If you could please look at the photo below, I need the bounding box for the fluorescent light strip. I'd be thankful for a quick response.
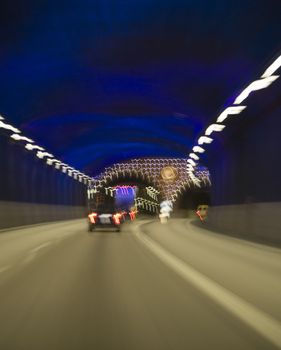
[234,76,279,105]
[216,106,246,123]
[187,159,196,166]
[0,120,21,133]
[36,151,54,159]
[10,134,34,143]
[262,55,281,78]
[205,124,225,136]
[189,153,200,160]
[198,136,213,145]
[25,143,45,151]
[193,146,205,153]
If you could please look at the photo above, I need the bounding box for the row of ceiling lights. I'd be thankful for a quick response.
[188,54,281,178]
[0,115,92,185]
[2,54,279,187]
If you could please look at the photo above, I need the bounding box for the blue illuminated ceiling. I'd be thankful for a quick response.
[0,0,280,175]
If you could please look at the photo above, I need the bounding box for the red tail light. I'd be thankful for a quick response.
[129,210,137,221]
[113,213,121,225]
[88,212,98,224]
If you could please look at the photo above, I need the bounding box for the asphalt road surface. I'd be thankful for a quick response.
[0,218,280,350]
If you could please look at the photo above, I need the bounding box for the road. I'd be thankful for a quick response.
[0,218,280,350]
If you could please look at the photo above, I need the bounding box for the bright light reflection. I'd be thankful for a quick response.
[189,153,199,160]
[262,55,281,78]
[216,106,246,123]
[205,124,225,136]
[0,120,21,133]
[10,134,34,143]
[36,151,54,159]
[198,136,213,145]
[25,143,45,151]
[186,164,194,170]
[46,158,60,165]
[193,146,205,153]
[187,158,196,166]
[234,76,279,105]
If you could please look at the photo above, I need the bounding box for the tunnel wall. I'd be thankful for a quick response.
[0,132,87,230]
[206,80,281,245]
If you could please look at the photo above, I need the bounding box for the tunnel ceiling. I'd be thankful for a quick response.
[1,0,281,176]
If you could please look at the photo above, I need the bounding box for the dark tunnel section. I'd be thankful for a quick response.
[0,131,87,229]
[175,187,210,218]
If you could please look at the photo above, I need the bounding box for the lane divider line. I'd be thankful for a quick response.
[22,241,53,265]
[29,241,52,254]
[0,265,11,274]
[134,225,281,349]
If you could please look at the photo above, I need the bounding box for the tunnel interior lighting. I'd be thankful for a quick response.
[234,76,279,105]
[187,158,196,166]
[205,124,225,136]
[192,146,205,153]
[25,143,45,151]
[91,158,210,202]
[0,113,93,184]
[188,52,280,187]
[46,158,60,165]
[0,120,21,133]
[261,55,281,78]
[36,151,54,159]
[216,106,246,123]
[198,136,213,145]
[189,153,200,160]
[10,134,34,143]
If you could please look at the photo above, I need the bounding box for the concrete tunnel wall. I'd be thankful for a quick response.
[0,132,87,230]
[206,80,281,245]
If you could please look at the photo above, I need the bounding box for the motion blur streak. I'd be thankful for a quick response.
[0,218,280,350]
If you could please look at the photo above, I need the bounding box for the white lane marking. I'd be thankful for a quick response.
[22,242,53,265]
[0,265,11,274]
[29,241,52,254]
[134,225,281,349]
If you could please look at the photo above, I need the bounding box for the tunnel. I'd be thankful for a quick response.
[0,1,281,349]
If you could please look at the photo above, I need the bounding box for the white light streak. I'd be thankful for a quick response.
[187,158,196,166]
[25,143,45,151]
[10,134,34,143]
[216,106,247,123]
[189,153,199,160]
[36,151,54,159]
[234,76,279,105]
[198,136,213,145]
[193,146,205,153]
[205,124,225,136]
[46,158,61,165]
[262,55,281,78]
[0,120,21,133]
